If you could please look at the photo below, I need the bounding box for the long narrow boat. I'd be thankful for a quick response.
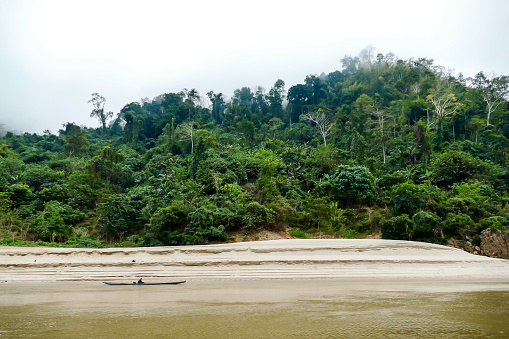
[103,281,186,286]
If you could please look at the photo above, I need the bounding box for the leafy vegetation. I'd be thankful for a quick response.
[1,47,509,248]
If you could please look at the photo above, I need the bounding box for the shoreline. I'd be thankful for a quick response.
[1,239,509,282]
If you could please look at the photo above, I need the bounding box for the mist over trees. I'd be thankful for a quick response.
[1,47,508,249]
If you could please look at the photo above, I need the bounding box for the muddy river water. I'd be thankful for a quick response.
[1,280,509,338]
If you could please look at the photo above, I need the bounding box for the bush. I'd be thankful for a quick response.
[381,214,413,240]
[194,149,248,193]
[4,184,32,208]
[29,201,83,242]
[377,171,409,190]
[382,210,444,243]
[444,213,477,237]
[316,165,376,205]
[446,182,499,222]
[389,182,425,216]
[148,201,192,234]
[289,228,307,239]
[412,210,443,242]
[341,228,359,239]
[98,194,137,240]
[431,150,507,188]
[188,204,235,230]
[480,216,509,232]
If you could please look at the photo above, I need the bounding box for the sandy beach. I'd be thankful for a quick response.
[1,239,509,282]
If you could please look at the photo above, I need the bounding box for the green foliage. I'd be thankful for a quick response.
[383,209,444,243]
[479,216,509,232]
[98,194,137,240]
[63,124,89,156]
[382,210,445,243]
[148,201,192,234]
[23,163,66,191]
[0,156,24,187]
[389,182,425,216]
[88,146,134,188]
[3,184,32,208]
[0,200,26,238]
[289,228,307,239]
[317,165,376,205]
[0,237,104,248]
[381,214,414,240]
[309,145,345,175]
[242,201,275,229]
[411,210,443,242]
[446,182,498,221]
[30,201,82,242]
[431,150,506,188]
[255,150,284,203]
[187,204,234,230]
[340,228,360,239]
[3,48,509,250]
[0,141,19,158]
[444,213,477,237]
[377,171,409,190]
[194,148,247,193]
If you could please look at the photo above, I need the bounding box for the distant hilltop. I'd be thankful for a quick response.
[0,124,27,137]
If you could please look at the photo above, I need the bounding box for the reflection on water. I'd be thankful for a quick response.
[1,280,509,338]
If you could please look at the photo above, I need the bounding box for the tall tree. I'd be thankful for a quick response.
[287,84,310,124]
[358,45,376,71]
[369,94,392,164]
[88,93,113,131]
[232,87,254,107]
[469,72,509,126]
[426,89,462,122]
[395,65,419,115]
[304,75,327,105]
[268,117,283,139]
[63,124,89,157]
[340,55,360,76]
[120,103,146,144]
[179,88,201,120]
[303,109,334,146]
[267,79,286,119]
[176,121,196,153]
[236,118,255,143]
[206,91,226,124]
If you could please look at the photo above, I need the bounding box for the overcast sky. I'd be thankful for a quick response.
[1,0,508,134]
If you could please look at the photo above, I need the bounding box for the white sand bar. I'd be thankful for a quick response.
[1,239,509,282]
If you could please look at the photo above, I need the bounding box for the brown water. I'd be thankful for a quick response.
[1,280,509,338]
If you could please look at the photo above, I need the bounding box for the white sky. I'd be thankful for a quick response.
[1,0,508,134]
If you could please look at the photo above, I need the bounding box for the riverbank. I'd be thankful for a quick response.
[1,239,509,282]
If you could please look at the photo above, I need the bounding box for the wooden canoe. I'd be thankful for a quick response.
[103,281,186,286]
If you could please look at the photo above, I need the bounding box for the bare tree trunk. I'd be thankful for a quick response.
[382,143,386,164]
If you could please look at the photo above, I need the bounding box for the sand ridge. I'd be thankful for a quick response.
[1,239,508,282]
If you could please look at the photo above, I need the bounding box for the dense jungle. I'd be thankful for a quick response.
[1,47,508,249]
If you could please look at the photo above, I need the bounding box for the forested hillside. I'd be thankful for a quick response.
[1,48,509,250]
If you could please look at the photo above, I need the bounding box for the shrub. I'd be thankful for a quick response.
[412,210,443,242]
[29,201,83,242]
[316,165,376,205]
[444,213,477,237]
[431,150,506,188]
[381,214,414,240]
[289,228,307,239]
[377,171,409,190]
[389,182,425,216]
